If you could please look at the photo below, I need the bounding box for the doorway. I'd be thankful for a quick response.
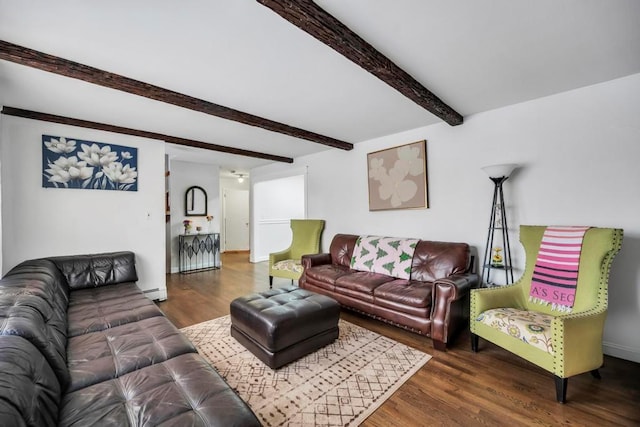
[223,188,250,252]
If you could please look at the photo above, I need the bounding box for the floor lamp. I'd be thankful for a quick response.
[481,164,517,287]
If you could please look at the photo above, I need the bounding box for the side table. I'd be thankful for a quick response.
[178,233,220,274]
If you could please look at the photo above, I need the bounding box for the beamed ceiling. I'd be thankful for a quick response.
[1,0,639,172]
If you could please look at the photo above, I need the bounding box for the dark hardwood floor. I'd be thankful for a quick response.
[157,252,640,426]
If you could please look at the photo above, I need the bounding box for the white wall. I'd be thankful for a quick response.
[0,115,167,300]
[251,73,640,362]
[251,173,306,262]
[168,160,220,273]
[220,176,250,192]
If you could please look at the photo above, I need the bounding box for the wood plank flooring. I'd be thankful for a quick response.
[157,252,640,426]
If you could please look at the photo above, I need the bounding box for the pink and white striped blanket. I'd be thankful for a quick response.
[529,226,590,312]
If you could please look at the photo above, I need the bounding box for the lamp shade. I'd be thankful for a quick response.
[481,163,517,179]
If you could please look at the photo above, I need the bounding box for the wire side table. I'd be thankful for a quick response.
[178,233,220,274]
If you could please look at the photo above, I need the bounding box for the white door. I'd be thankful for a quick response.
[223,188,250,251]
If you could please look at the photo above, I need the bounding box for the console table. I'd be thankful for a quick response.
[178,233,220,274]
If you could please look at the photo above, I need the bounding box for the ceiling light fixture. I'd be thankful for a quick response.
[230,170,246,183]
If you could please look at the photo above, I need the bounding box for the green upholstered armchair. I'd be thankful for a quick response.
[269,219,325,289]
[470,225,623,403]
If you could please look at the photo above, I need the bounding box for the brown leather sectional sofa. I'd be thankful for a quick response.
[300,234,479,350]
[0,251,259,426]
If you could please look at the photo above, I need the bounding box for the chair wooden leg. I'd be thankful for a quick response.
[471,333,479,352]
[554,376,567,403]
[269,276,273,289]
[591,369,601,380]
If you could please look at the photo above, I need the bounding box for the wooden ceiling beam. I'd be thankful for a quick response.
[1,106,294,163]
[0,40,353,151]
[257,0,464,126]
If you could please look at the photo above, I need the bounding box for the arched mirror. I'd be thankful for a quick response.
[185,186,207,216]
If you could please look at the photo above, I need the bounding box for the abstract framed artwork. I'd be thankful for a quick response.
[42,135,138,191]
[367,140,428,211]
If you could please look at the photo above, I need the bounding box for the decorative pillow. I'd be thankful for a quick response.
[476,307,554,354]
[272,259,303,273]
[350,235,419,280]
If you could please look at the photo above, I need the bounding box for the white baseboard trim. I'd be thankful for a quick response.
[143,288,167,302]
[603,341,640,363]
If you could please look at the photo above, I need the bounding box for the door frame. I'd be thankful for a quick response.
[221,187,250,253]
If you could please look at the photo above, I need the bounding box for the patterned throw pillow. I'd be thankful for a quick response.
[350,236,419,280]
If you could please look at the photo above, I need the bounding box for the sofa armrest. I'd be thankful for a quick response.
[430,273,479,347]
[556,306,608,377]
[434,273,479,299]
[301,253,332,269]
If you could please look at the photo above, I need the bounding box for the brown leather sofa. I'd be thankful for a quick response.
[0,251,259,427]
[300,234,478,350]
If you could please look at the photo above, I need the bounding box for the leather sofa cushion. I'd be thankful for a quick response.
[304,264,352,290]
[329,234,359,267]
[335,272,395,294]
[4,258,69,309]
[373,280,433,317]
[67,316,196,392]
[0,286,70,389]
[59,353,261,427]
[67,282,163,337]
[0,260,71,389]
[50,251,138,290]
[410,241,470,282]
[0,403,24,427]
[0,335,61,427]
[374,280,432,308]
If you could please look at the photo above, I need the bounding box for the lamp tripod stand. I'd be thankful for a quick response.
[481,164,516,287]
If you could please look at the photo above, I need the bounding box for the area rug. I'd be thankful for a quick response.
[181,315,431,426]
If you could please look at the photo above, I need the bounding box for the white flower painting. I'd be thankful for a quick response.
[42,135,138,191]
[367,140,428,210]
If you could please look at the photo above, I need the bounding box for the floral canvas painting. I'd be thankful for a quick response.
[367,140,428,210]
[42,135,138,191]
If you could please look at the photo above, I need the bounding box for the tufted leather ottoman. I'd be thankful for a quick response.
[230,285,340,369]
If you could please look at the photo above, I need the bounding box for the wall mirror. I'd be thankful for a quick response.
[185,186,207,216]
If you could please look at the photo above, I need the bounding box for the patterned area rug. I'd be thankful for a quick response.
[181,315,431,426]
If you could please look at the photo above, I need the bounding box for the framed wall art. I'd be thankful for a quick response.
[367,140,428,211]
[42,135,138,191]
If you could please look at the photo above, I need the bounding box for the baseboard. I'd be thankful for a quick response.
[603,341,640,363]
[143,287,167,302]
[223,249,250,254]
[253,255,268,263]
